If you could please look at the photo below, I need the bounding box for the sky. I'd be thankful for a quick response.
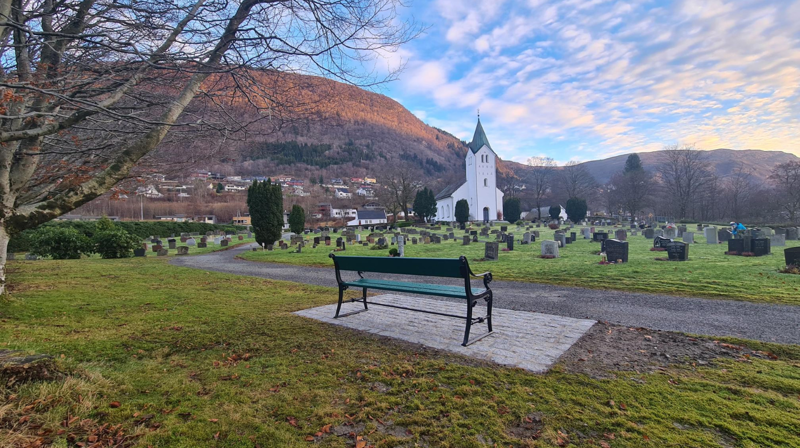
[373,0,800,164]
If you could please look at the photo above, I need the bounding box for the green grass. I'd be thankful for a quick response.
[2,257,800,447]
[239,227,800,305]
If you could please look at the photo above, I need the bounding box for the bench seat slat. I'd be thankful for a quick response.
[343,278,486,298]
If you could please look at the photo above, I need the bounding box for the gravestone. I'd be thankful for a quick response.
[177,246,189,255]
[581,228,591,239]
[397,236,405,257]
[314,237,320,245]
[133,248,146,257]
[157,249,168,256]
[786,227,799,240]
[704,227,718,244]
[197,242,207,248]
[667,241,689,261]
[570,232,577,242]
[592,232,608,242]
[663,228,677,239]
[522,233,531,244]
[507,235,514,251]
[463,235,470,245]
[472,234,478,243]
[654,236,672,248]
[772,234,786,247]
[325,237,331,246]
[654,229,664,238]
[168,239,177,250]
[200,237,207,244]
[541,240,559,258]
[751,238,770,257]
[604,239,628,263]
[644,228,655,239]
[615,229,627,241]
[683,232,694,244]
[238,235,244,241]
[785,247,800,266]
[21,254,37,260]
[556,233,566,247]
[718,229,732,242]
[152,244,161,252]
[220,239,228,247]
[186,238,196,246]
[485,242,499,261]
[728,238,744,254]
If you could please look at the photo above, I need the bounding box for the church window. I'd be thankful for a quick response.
[484,178,487,187]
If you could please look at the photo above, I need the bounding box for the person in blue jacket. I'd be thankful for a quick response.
[730,222,746,236]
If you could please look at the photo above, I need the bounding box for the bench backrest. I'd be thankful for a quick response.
[331,255,467,278]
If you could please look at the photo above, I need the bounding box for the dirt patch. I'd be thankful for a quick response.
[506,412,543,440]
[557,322,777,379]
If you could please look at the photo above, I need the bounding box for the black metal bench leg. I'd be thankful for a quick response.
[334,287,344,318]
[362,287,368,310]
[462,300,474,346]
[486,292,493,333]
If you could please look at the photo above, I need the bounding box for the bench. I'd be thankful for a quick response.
[329,254,493,346]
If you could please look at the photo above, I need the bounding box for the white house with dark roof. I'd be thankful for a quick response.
[347,209,387,226]
[435,118,504,222]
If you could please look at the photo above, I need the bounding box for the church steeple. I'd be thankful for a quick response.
[468,117,493,154]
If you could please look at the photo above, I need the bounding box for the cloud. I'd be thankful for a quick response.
[390,0,800,162]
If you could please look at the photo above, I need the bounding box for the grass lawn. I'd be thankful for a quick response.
[2,257,800,447]
[239,226,800,306]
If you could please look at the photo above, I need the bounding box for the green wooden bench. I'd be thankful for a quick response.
[329,254,493,346]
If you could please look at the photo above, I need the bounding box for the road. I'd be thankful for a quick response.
[171,243,800,344]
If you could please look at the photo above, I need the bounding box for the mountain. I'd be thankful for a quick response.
[574,149,799,184]
[153,71,471,181]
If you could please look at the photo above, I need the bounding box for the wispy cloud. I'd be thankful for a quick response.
[389,0,800,162]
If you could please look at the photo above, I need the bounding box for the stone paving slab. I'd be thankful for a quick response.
[295,294,596,373]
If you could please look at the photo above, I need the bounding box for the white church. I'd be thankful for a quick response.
[435,118,504,223]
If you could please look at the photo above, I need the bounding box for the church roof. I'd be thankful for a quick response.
[435,178,466,201]
[467,118,493,154]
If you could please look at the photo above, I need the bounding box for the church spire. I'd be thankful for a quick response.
[468,116,492,154]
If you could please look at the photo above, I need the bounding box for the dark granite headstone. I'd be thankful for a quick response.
[197,242,207,248]
[177,246,189,255]
[666,241,689,261]
[728,239,744,254]
[604,239,628,263]
[592,232,608,242]
[220,239,228,247]
[133,248,146,257]
[653,236,672,248]
[168,239,177,250]
[751,238,770,257]
[644,228,655,239]
[507,235,514,251]
[785,247,800,266]
[485,242,499,261]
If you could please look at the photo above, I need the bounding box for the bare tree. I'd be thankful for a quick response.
[525,156,556,219]
[557,161,598,202]
[610,169,652,221]
[769,161,800,223]
[725,162,755,221]
[381,164,419,222]
[0,0,418,291]
[658,145,713,220]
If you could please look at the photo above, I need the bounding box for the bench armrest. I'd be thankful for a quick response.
[470,271,491,278]
[469,270,493,288]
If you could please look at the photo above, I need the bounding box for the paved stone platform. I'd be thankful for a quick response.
[295,294,596,373]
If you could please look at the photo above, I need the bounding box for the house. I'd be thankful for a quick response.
[350,177,364,184]
[434,118,504,223]
[156,214,190,222]
[223,184,247,192]
[330,208,357,219]
[55,215,120,222]
[194,215,217,224]
[335,188,352,199]
[330,178,343,185]
[232,216,251,226]
[362,201,383,210]
[356,187,373,197]
[137,185,163,198]
[347,209,388,226]
[364,177,377,184]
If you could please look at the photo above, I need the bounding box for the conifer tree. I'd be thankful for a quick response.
[247,179,284,247]
[288,205,306,234]
[455,199,470,226]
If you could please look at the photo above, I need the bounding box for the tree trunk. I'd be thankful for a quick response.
[0,225,10,296]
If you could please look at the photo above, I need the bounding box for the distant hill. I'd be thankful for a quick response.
[575,149,798,184]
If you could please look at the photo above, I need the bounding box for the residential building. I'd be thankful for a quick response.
[232,216,251,226]
[335,188,352,199]
[347,209,388,226]
[194,215,217,224]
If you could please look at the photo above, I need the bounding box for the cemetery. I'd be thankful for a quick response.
[241,223,800,306]
[3,239,800,447]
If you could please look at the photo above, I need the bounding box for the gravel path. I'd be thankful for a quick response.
[171,243,800,344]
